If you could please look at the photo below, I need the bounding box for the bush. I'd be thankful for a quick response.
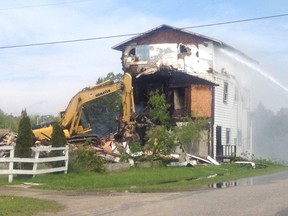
[15,110,33,173]
[68,147,105,173]
[49,122,67,168]
[129,142,142,153]
[147,90,170,126]
[145,125,176,155]
[15,110,33,158]
[173,119,207,145]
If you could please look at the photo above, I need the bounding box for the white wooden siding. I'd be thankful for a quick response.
[213,75,239,158]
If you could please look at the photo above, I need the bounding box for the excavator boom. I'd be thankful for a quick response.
[33,73,135,143]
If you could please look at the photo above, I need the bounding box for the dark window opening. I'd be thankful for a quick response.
[216,126,222,157]
[171,87,189,119]
[129,48,135,56]
[179,44,188,53]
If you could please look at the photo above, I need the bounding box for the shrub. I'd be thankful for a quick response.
[49,122,67,168]
[15,110,33,173]
[173,119,207,144]
[68,147,105,173]
[147,90,170,126]
[129,142,142,153]
[15,110,33,158]
[145,125,176,155]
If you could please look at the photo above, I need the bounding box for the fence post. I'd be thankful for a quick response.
[64,145,69,174]
[8,147,14,183]
[32,150,40,177]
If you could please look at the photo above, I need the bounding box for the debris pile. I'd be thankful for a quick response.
[0,128,218,167]
[0,130,16,146]
[67,135,180,165]
[0,130,17,157]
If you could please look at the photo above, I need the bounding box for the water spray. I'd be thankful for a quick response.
[219,48,288,93]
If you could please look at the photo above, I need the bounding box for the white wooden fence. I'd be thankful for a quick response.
[0,145,69,183]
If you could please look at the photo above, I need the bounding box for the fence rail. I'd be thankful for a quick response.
[0,145,69,183]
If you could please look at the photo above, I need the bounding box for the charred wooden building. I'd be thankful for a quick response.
[113,25,252,161]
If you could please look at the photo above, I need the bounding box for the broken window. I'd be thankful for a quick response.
[129,48,135,56]
[171,87,189,118]
[179,44,188,53]
[136,45,150,61]
[178,44,192,59]
[226,128,230,145]
[223,82,228,104]
[123,46,137,69]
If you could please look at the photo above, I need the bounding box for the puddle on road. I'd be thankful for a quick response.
[208,170,288,189]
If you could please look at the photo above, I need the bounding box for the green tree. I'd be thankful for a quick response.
[145,126,175,155]
[173,119,206,144]
[50,122,67,147]
[49,122,67,167]
[0,109,19,132]
[144,91,176,156]
[148,90,170,126]
[15,110,33,158]
[0,109,5,128]
[7,114,19,132]
[15,110,33,173]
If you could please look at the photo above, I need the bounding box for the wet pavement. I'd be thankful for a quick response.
[210,170,288,188]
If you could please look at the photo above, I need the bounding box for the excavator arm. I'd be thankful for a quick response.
[33,73,135,142]
[61,72,135,135]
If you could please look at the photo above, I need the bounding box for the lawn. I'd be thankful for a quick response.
[2,160,287,193]
[0,196,64,216]
[0,160,287,215]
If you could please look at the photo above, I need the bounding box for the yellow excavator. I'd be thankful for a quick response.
[33,73,135,144]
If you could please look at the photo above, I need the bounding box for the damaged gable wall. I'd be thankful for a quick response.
[117,27,214,79]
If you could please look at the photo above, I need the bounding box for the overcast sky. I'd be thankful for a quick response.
[0,0,288,116]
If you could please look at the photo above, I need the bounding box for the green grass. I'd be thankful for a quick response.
[2,160,287,193]
[0,196,65,216]
[0,161,286,215]
[0,175,8,183]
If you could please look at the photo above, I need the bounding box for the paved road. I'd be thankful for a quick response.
[1,171,288,216]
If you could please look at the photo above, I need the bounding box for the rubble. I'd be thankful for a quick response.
[0,123,219,168]
[0,130,17,157]
[186,153,212,165]
[207,155,220,165]
[235,161,256,168]
[0,130,16,146]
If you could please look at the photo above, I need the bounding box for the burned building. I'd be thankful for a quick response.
[113,24,252,161]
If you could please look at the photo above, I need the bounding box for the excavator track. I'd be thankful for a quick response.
[67,134,103,145]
